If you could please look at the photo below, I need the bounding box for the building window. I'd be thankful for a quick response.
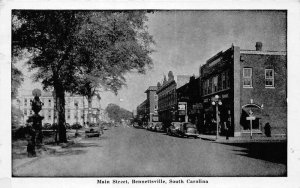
[208,78,212,94]
[222,72,226,90]
[48,99,51,107]
[48,110,51,120]
[154,94,158,101]
[243,68,252,88]
[67,109,71,119]
[212,76,218,92]
[24,109,27,116]
[30,110,33,115]
[24,99,27,106]
[265,69,274,87]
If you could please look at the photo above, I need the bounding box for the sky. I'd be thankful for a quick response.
[17,10,287,112]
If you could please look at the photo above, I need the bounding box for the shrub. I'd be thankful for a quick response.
[12,126,26,139]
[43,123,52,130]
[71,123,82,130]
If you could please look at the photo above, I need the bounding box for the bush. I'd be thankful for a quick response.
[12,126,26,140]
[51,123,58,130]
[88,123,98,127]
[43,123,52,130]
[71,122,82,130]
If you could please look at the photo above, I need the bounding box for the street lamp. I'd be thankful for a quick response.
[212,95,222,139]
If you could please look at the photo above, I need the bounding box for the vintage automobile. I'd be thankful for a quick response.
[183,122,200,138]
[153,122,164,132]
[146,122,156,131]
[167,122,199,138]
[85,128,100,138]
[167,122,182,136]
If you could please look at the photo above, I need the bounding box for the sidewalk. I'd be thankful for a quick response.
[12,138,78,172]
[199,134,287,143]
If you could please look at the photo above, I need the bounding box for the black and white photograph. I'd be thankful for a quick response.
[1,0,300,187]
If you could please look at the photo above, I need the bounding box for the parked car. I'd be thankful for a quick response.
[147,122,156,131]
[167,122,199,138]
[153,122,164,132]
[182,122,199,138]
[167,122,181,136]
[85,128,100,138]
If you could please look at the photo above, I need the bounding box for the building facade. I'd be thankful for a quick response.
[200,42,287,137]
[176,76,202,130]
[19,92,102,126]
[145,86,158,122]
[156,71,190,125]
[136,100,147,123]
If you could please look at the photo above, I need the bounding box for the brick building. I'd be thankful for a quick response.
[199,42,287,137]
[145,86,158,122]
[176,76,202,130]
[156,71,190,125]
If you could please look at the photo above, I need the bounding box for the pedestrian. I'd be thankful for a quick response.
[264,122,271,137]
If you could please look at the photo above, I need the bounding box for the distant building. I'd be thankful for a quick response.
[18,91,101,126]
[156,71,190,124]
[136,100,147,123]
[199,42,287,137]
[145,86,158,122]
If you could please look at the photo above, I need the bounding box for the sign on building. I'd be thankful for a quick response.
[178,102,187,116]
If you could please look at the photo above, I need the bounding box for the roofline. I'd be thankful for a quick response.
[240,50,286,56]
[144,86,157,93]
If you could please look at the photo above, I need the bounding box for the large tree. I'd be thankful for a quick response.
[12,10,81,142]
[12,10,154,142]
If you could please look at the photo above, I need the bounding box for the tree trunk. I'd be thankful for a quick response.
[87,95,93,125]
[55,84,67,143]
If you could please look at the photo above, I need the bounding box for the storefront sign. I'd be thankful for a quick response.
[178,102,187,115]
[222,94,229,98]
[178,104,186,110]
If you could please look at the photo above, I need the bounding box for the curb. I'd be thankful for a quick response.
[199,135,287,143]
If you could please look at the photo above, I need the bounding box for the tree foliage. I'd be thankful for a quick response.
[105,103,133,123]
[73,11,155,96]
[12,10,154,142]
[11,63,23,99]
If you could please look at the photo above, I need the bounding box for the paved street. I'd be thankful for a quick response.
[13,126,286,177]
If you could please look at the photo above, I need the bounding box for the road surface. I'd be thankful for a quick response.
[13,125,286,176]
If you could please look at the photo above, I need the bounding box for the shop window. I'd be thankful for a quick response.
[243,68,252,88]
[265,69,274,87]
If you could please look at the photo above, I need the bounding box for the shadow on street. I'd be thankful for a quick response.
[51,149,87,156]
[66,142,103,148]
[219,142,287,165]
